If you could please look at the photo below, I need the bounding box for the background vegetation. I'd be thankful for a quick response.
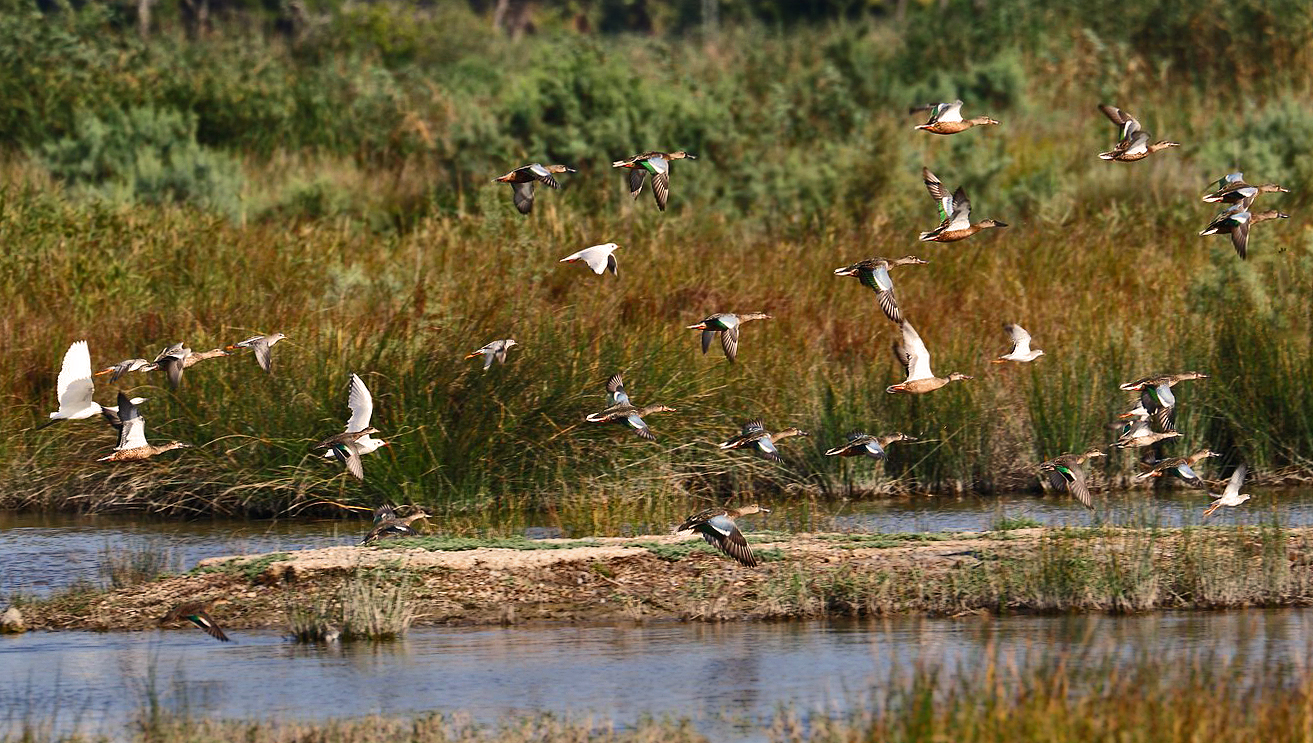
[1,0,1310,523]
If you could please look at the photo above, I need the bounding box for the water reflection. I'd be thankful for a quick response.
[1,612,1311,739]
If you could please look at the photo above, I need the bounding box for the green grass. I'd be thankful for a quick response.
[0,1,1311,526]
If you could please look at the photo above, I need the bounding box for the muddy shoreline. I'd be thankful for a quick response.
[17,526,1313,633]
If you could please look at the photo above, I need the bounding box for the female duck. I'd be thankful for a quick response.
[719,420,809,463]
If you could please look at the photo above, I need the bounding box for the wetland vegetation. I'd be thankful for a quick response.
[0,0,1309,527]
[6,640,1313,743]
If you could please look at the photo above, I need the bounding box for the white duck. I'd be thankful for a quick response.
[559,243,621,277]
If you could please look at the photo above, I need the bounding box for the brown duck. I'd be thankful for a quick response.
[676,505,771,567]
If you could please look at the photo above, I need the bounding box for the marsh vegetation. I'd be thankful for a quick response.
[0,0,1309,524]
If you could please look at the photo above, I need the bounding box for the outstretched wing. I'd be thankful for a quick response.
[720,325,740,363]
[115,392,149,451]
[627,168,647,199]
[56,341,96,414]
[345,373,374,433]
[511,181,535,214]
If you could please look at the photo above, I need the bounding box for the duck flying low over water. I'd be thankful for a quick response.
[918,168,1006,242]
[98,392,192,462]
[584,373,674,442]
[887,320,973,394]
[1039,448,1106,509]
[360,508,430,545]
[910,100,999,135]
[320,373,389,465]
[833,256,927,324]
[1097,104,1179,162]
[824,431,916,461]
[1202,173,1288,205]
[494,163,576,215]
[686,312,772,364]
[227,333,286,375]
[612,150,696,211]
[559,243,621,277]
[991,324,1044,363]
[676,505,770,567]
[1199,205,1289,260]
[1135,449,1218,490]
[719,420,809,463]
[159,599,230,642]
[465,339,518,371]
[1204,464,1252,518]
[94,357,157,383]
[40,341,147,429]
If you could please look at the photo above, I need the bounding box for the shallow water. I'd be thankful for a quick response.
[1,488,1307,597]
[1,611,1309,740]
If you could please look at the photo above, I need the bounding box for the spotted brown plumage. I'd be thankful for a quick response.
[833,256,927,324]
[918,167,1007,242]
[718,420,809,463]
[1097,104,1179,162]
[584,373,674,442]
[911,99,1000,135]
[97,392,192,463]
[824,431,916,460]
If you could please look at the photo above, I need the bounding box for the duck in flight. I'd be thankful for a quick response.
[612,150,697,211]
[494,163,576,214]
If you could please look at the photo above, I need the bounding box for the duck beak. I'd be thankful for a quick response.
[687,322,708,330]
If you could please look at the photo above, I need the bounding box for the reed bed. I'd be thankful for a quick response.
[0,1,1311,522]
[285,569,413,642]
[97,540,179,589]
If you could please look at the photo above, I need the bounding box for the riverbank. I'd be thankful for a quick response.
[14,524,1313,633]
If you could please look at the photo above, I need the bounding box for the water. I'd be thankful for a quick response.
[2,611,1309,740]
[2,488,1307,597]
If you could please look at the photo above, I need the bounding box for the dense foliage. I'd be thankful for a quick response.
[1,0,1310,522]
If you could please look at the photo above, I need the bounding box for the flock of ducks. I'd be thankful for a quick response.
[43,107,1291,640]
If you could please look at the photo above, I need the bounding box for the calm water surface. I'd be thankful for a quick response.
[2,612,1309,740]
[2,488,1308,597]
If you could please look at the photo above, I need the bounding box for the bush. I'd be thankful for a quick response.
[40,106,244,218]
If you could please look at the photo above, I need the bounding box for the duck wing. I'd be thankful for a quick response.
[605,373,630,407]
[898,321,934,381]
[698,515,759,567]
[115,392,149,451]
[187,609,231,642]
[511,181,535,214]
[720,325,740,363]
[627,168,647,199]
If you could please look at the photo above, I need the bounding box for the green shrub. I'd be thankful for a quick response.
[40,106,244,217]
